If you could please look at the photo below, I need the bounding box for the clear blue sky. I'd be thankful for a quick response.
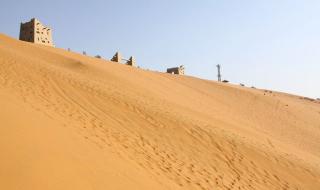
[1,0,319,98]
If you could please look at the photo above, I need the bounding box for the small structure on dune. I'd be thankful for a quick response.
[167,65,185,75]
[110,52,136,67]
[222,80,229,83]
[126,56,136,67]
[111,52,122,63]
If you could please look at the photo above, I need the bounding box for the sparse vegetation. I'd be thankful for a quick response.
[303,97,315,102]
[264,90,273,93]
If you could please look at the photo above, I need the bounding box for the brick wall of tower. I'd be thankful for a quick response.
[19,18,54,47]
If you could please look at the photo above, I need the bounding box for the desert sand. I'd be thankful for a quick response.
[0,33,319,189]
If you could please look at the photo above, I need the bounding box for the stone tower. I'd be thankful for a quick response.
[19,18,54,47]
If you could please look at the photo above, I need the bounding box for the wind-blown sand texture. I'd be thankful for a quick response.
[0,34,319,190]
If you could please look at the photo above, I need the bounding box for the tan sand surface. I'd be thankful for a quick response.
[0,33,320,189]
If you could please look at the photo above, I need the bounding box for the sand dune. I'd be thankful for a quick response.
[0,33,319,190]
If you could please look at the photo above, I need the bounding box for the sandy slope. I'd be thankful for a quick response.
[0,34,319,190]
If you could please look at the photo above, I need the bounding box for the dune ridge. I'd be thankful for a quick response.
[0,33,320,190]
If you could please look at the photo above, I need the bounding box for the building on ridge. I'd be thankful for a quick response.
[167,65,185,75]
[111,52,136,67]
[19,18,54,47]
[126,56,136,67]
[111,52,122,63]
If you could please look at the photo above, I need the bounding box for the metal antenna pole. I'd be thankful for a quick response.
[216,64,221,82]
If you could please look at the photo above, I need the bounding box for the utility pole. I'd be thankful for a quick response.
[216,64,221,82]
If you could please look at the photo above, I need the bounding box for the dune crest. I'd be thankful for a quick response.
[0,34,319,190]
